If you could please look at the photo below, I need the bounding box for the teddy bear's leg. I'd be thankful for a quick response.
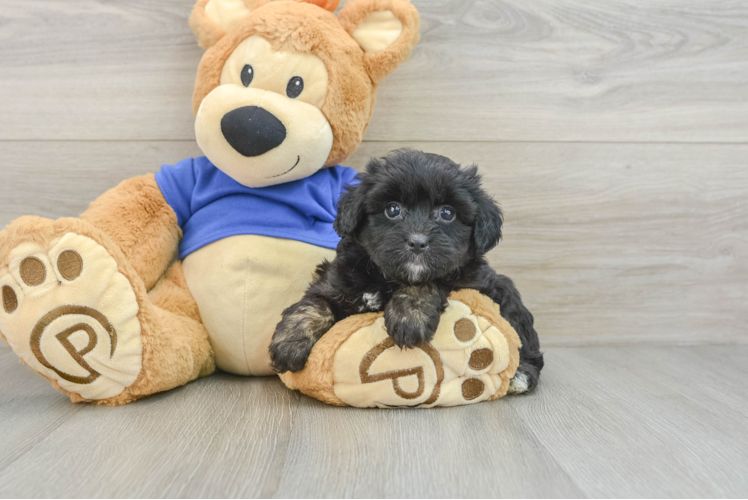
[79,174,181,291]
[0,211,212,405]
[97,262,215,406]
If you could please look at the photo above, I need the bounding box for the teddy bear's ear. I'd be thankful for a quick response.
[190,0,268,50]
[338,0,421,83]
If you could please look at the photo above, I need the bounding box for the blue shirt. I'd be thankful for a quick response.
[155,157,358,259]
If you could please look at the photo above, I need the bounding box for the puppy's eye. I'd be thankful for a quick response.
[287,76,304,98]
[241,64,254,87]
[385,203,402,219]
[439,206,456,222]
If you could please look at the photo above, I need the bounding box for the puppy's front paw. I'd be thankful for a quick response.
[384,285,444,349]
[270,336,314,373]
[384,309,439,349]
[270,300,335,373]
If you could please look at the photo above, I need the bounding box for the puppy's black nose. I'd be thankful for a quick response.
[408,235,430,254]
[221,106,286,157]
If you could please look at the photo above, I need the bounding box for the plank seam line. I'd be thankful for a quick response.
[504,403,591,498]
[1,139,748,146]
[543,340,748,349]
[264,390,302,498]
[0,404,82,478]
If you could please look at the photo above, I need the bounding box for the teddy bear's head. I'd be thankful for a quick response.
[189,0,420,188]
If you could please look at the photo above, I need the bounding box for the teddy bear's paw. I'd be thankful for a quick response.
[330,297,519,408]
[0,233,143,400]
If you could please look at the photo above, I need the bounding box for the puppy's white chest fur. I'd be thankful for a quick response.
[359,292,382,312]
[406,263,426,282]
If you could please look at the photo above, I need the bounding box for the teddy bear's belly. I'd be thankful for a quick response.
[182,234,336,376]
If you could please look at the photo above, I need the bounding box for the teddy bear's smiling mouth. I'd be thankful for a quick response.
[267,156,301,179]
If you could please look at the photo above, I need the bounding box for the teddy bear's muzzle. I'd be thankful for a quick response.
[221,106,287,157]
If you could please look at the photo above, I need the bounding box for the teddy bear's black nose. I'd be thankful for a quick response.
[221,106,287,157]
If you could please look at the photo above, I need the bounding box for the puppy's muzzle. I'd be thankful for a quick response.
[221,106,286,157]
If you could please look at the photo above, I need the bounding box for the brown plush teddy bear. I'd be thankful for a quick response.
[0,0,520,408]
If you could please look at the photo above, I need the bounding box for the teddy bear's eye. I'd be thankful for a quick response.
[287,76,304,98]
[241,64,254,87]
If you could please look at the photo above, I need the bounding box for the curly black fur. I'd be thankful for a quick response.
[270,149,544,393]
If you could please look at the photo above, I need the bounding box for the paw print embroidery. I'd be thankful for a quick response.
[331,298,517,408]
[358,337,444,406]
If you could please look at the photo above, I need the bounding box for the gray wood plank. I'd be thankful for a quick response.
[0,347,84,472]
[5,140,744,345]
[1,346,746,497]
[0,141,203,223]
[507,345,748,498]
[272,396,585,498]
[1,0,748,142]
[0,373,298,498]
[0,0,200,142]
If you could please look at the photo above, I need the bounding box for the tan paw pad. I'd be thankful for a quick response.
[454,317,477,342]
[461,378,485,401]
[468,348,494,371]
[2,285,18,314]
[8,243,59,294]
[20,257,47,286]
[57,250,83,281]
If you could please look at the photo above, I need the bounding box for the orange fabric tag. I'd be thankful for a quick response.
[292,0,340,12]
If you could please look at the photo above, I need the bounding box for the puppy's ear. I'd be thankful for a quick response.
[462,165,503,254]
[334,182,366,238]
[338,0,421,83]
[474,194,503,254]
[190,0,266,49]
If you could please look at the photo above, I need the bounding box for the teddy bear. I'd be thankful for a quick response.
[0,0,521,408]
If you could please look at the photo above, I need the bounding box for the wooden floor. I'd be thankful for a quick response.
[1,0,747,498]
[2,343,747,498]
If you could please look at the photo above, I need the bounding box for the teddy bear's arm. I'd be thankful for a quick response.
[80,174,181,291]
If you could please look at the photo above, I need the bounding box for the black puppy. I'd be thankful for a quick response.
[270,149,544,394]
